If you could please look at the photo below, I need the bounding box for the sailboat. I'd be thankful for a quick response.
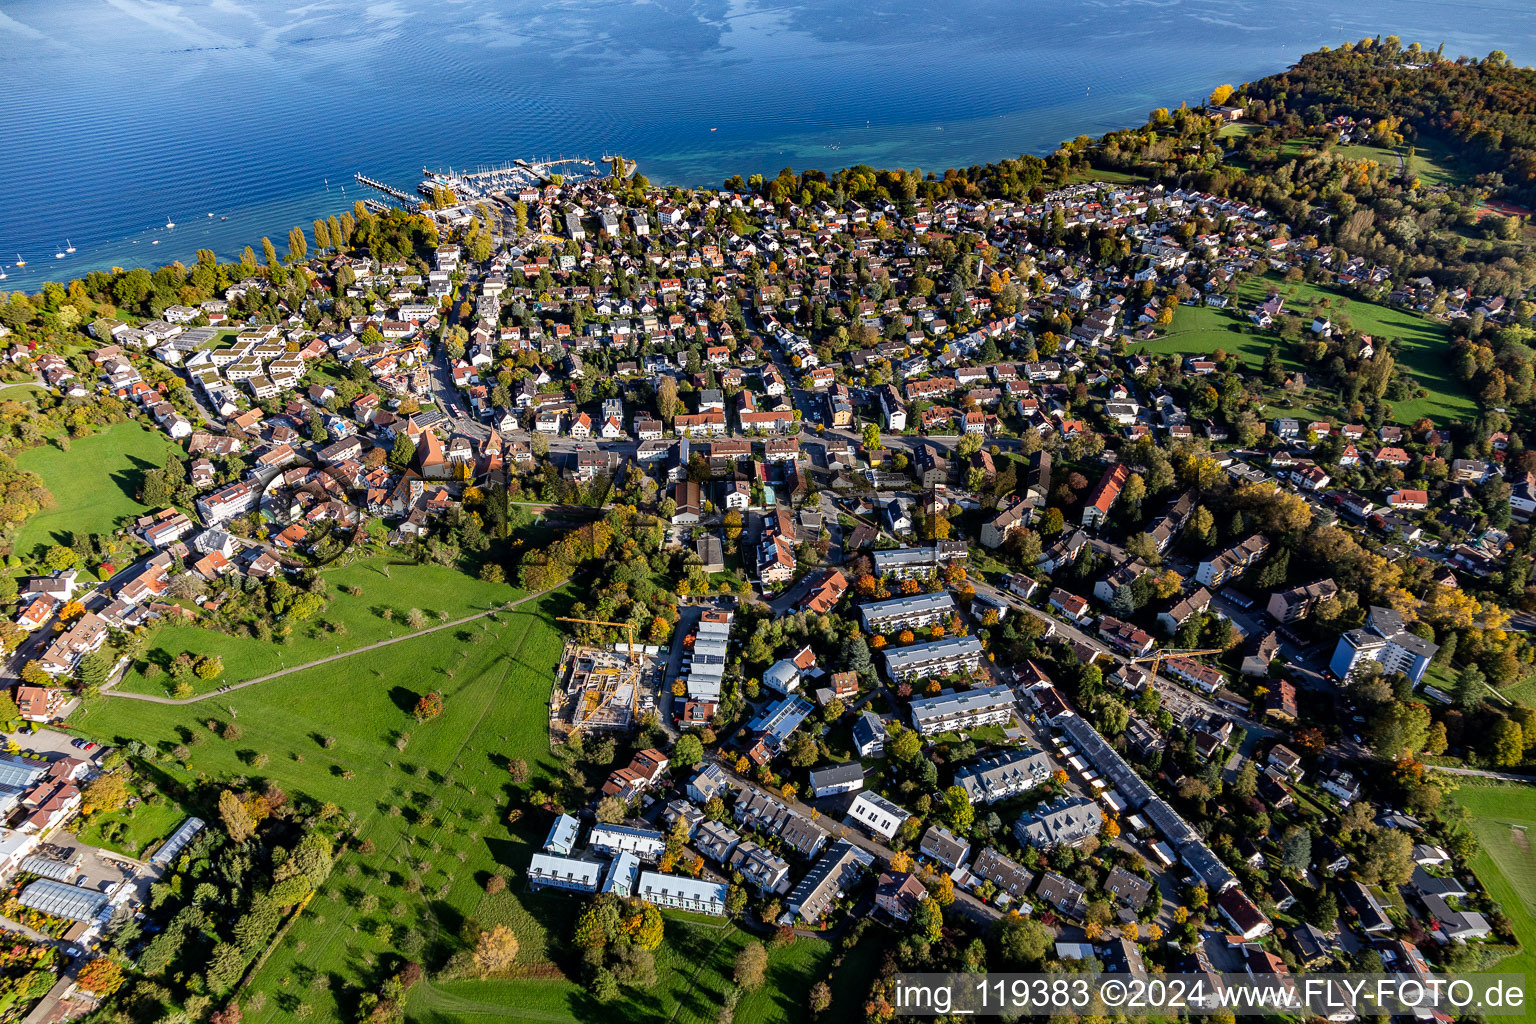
[54,247,65,259]
[0,268,7,280]
[65,239,75,253]
[166,217,176,229]
[13,254,25,268]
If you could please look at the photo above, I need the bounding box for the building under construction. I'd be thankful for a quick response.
[549,641,663,738]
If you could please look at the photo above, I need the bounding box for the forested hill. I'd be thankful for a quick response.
[1252,43,1536,202]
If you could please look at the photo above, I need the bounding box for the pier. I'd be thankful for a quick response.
[353,173,420,209]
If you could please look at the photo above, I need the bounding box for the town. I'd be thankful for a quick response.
[0,39,1532,1024]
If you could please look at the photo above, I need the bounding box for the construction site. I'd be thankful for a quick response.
[548,626,665,739]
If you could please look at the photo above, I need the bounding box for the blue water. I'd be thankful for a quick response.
[2,0,1534,288]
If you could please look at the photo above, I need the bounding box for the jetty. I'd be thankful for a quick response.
[353,173,421,209]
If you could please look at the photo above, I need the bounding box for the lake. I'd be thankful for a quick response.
[2,0,1534,286]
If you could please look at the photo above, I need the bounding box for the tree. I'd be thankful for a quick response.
[1356,827,1414,887]
[889,725,922,762]
[944,785,974,831]
[673,733,704,767]
[83,773,130,814]
[195,655,224,681]
[205,942,245,993]
[287,225,308,263]
[390,432,417,471]
[1209,84,1235,106]
[1488,717,1525,767]
[995,916,1051,966]
[473,925,520,976]
[1280,825,1311,874]
[43,544,77,572]
[657,376,680,424]
[219,789,256,842]
[595,796,628,824]
[0,691,20,729]
[863,422,882,451]
[1452,664,1486,711]
[631,903,665,950]
[414,691,444,721]
[1369,700,1431,760]
[76,957,126,996]
[734,941,768,991]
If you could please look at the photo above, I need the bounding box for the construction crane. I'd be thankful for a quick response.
[556,616,646,732]
[556,617,641,665]
[1129,647,1225,681]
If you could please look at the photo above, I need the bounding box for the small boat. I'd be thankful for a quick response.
[166,217,175,229]
[220,216,227,221]
[151,239,160,245]
[0,269,7,280]
[54,248,65,259]
[65,239,75,253]
[13,254,24,268]
[207,213,214,218]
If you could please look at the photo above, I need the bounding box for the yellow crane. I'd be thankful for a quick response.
[556,616,646,732]
[1129,647,1225,681]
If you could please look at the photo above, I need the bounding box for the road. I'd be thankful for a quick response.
[713,754,1003,927]
[1426,765,1536,784]
[968,577,1277,739]
[101,586,555,706]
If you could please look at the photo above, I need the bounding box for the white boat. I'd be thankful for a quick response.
[166,217,175,229]
[0,269,7,280]
[54,248,65,259]
[151,239,160,245]
[65,239,75,253]
[13,254,24,268]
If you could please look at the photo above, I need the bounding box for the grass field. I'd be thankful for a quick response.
[1137,274,1477,425]
[76,591,846,1023]
[14,421,180,558]
[75,788,190,859]
[1449,781,1536,979]
[1137,302,1304,372]
[116,557,521,697]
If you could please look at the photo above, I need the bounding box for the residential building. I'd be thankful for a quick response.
[587,824,667,862]
[953,749,1054,804]
[871,541,967,580]
[1195,534,1270,587]
[1014,797,1103,849]
[786,841,871,924]
[1266,579,1338,624]
[969,848,1034,907]
[852,711,886,757]
[808,762,865,799]
[845,791,908,841]
[636,872,728,915]
[527,853,602,893]
[1081,463,1130,528]
[874,871,928,921]
[905,679,1011,733]
[918,824,971,871]
[858,591,955,633]
[1327,605,1439,686]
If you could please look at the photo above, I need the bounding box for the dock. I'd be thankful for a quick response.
[353,173,421,209]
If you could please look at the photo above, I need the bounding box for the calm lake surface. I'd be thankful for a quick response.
[3,0,1535,285]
